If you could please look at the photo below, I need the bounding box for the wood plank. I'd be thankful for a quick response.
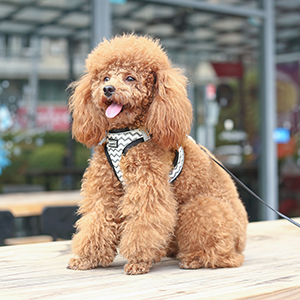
[240,286,300,300]
[0,218,299,299]
[4,235,53,245]
[0,191,81,217]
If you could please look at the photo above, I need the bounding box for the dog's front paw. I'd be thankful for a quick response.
[124,261,152,275]
[179,257,204,269]
[67,257,98,270]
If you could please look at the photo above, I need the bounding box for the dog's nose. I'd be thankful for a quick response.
[103,85,116,97]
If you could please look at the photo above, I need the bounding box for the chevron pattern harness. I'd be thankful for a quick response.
[103,128,185,185]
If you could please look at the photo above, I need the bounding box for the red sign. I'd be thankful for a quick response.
[211,62,244,78]
[277,136,296,159]
[17,106,70,132]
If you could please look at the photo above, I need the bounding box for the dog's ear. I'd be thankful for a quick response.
[69,73,108,148]
[145,68,193,150]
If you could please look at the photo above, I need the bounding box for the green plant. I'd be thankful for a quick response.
[75,145,90,168]
[29,144,65,170]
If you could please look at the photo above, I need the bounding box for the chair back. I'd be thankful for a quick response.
[41,206,80,241]
[0,211,14,245]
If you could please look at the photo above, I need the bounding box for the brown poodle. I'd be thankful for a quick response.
[67,34,248,275]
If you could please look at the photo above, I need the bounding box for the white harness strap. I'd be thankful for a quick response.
[169,146,185,183]
[103,128,184,184]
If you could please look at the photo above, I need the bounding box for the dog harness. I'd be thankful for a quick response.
[102,128,184,184]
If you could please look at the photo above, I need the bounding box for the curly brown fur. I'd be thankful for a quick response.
[68,34,248,275]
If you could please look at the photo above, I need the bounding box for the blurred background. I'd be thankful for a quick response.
[0,0,299,226]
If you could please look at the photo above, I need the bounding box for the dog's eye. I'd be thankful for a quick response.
[104,77,110,82]
[126,76,136,82]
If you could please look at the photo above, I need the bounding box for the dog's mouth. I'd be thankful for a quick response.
[105,101,123,119]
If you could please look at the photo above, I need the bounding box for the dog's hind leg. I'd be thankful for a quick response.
[176,195,247,269]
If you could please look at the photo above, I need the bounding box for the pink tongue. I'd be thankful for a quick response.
[105,102,123,118]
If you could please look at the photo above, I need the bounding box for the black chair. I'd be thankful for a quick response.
[40,206,80,241]
[0,211,15,246]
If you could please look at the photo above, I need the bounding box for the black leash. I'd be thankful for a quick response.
[199,146,300,229]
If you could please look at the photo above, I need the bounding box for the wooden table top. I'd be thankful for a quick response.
[0,190,81,217]
[0,218,300,299]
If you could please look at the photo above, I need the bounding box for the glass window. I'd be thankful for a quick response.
[38,80,68,103]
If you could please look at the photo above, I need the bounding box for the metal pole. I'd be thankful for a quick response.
[27,35,39,129]
[259,0,278,220]
[187,82,195,139]
[66,39,76,190]
[91,0,111,49]
[203,88,210,150]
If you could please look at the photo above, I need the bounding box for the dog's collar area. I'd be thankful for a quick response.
[108,127,133,133]
[107,128,150,155]
[102,128,184,184]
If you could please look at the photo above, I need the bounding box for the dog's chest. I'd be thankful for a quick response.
[102,128,184,184]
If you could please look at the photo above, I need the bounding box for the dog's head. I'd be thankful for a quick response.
[69,34,193,150]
